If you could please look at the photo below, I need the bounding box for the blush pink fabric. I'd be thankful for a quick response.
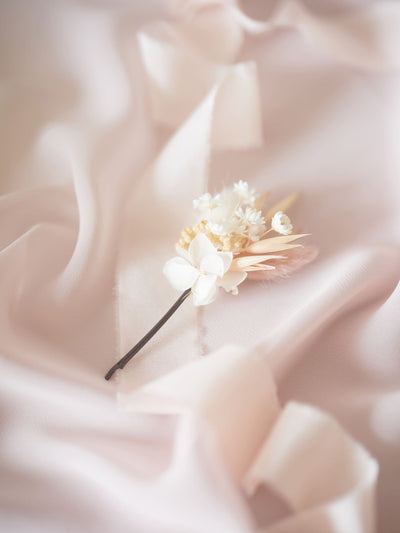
[1,1,399,533]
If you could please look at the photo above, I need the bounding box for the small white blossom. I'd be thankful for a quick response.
[240,206,264,226]
[235,206,266,241]
[271,211,293,235]
[203,190,241,235]
[193,192,221,212]
[248,226,264,242]
[163,233,246,305]
[206,221,226,235]
[193,183,267,244]
[233,180,256,205]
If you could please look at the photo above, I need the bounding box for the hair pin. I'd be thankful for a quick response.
[105,181,316,380]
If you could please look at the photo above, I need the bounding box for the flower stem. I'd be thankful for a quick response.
[261,228,274,237]
[105,289,192,381]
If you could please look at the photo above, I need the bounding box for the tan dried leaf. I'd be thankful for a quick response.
[248,245,319,281]
[254,192,270,211]
[264,192,299,221]
[245,264,276,272]
[231,254,284,271]
[244,241,303,254]
[245,234,308,253]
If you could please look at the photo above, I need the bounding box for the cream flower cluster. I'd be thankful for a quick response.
[165,181,306,306]
[193,180,266,242]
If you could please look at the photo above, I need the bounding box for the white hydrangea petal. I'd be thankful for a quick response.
[218,252,233,274]
[163,257,198,291]
[218,271,247,294]
[176,247,193,264]
[200,254,225,277]
[189,233,217,267]
[192,274,218,306]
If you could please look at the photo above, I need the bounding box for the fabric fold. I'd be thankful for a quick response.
[2,0,399,531]
[245,402,378,533]
[120,345,280,481]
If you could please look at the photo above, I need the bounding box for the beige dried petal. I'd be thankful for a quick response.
[253,192,270,211]
[245,242,303,254]
[245,264,276,272]
[231,254,284,271]
[262,233,309,244]
[264,192,299,221]
[248,245,319,281]
[245,234,308,253]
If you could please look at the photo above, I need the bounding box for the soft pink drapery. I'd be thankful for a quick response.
[1,1,399,532]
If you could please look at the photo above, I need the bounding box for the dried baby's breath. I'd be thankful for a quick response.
[174,182,310,285]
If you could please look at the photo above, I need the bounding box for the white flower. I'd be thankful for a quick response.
[235,206,266,241]
[193,192,221,212]
[206,215,244,236]
[248,225,265,242]
[163,233,247,305]
[206,221,226,235]
[218,270,247,295]
[233,180,256,205]
[271,211,293,235]
[204,190,242,235]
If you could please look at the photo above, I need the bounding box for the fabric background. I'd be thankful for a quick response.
[0,1,399,532]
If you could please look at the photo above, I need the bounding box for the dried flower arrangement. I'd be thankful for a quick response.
[105,181,316,380]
